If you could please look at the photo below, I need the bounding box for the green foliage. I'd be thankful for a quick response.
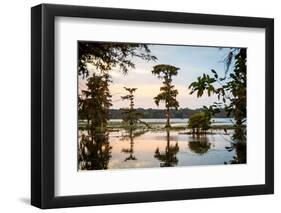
[187,112,211,134]
[152,64,179,127]
[78,42,156,130]
[121,87,143,128]
[78,42,157,77]
[224,49,246,142]
[151,64,179,78]
[78,43,157,170]
[189,73,216,97]
[121,87,137,109]
[188,48,247,143]
[79,73,112,130]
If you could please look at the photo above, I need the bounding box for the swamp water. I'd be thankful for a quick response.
[78,119,245,170]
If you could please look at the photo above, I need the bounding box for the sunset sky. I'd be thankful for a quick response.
[79,44,235,109]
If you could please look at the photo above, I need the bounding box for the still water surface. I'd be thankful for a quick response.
[107,130,235,169]
[78,118,242,170]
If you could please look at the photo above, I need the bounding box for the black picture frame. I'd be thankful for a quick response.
[31,3,274,209]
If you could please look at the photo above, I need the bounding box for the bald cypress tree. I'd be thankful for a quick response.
[121,87,145,129]
[78,42,156,129]
[80,73,112,134]
[152,64,179,128]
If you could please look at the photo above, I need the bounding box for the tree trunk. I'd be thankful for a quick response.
[166,106,170,128]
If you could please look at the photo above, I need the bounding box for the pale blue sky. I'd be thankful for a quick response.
[109,44,234,109]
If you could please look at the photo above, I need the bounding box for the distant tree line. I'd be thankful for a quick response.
[108,108,229,119]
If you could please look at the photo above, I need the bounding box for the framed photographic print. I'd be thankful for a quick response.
[31,3,274,209]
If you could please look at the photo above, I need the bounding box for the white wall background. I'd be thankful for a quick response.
[0,0,279,212]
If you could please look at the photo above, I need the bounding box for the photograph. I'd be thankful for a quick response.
[77,41,247,170]
[29,2,274,209]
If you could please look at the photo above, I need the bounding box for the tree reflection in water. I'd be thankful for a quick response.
[121,128,147,161]
[121,128,137,161]
[154,129,179,167]
[188,135,211,155]
[78,129,112,170]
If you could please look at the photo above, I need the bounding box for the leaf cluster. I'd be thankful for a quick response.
[152,64,180,110]
[79,42,157,77]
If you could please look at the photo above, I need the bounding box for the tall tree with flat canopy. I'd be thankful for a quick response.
[152,64,179,128]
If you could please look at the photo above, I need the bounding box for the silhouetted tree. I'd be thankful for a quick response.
[78,43,157,170]
[121,87,149,128]
[189,48,246,143]
[79,73,112,132]
[78,42,156,131]
[79,42,157,77]
[121,87,141,127]
[152,64,179,128]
